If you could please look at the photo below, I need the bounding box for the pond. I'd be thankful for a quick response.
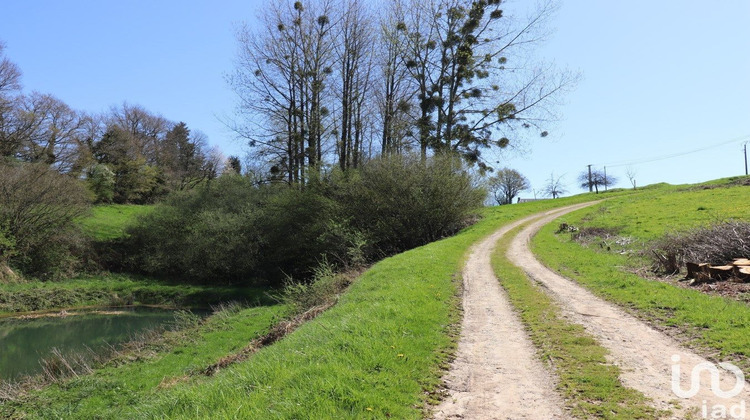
[0,306,205,381]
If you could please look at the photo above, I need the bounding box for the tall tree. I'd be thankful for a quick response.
[0,42,22,157]
[488,167,529,204]
[377,0,416,155]
[109,103,169,164]
[16,93,85,171]
[0,43,24,159]
[230,0,571,177]
[230,0,337,184]
[335,0,375,170]
[161,122,212,190]
[398,0,572,168]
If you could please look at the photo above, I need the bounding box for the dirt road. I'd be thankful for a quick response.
[507,206,750,419]
[433,204,594,420]
[434,202,750,419]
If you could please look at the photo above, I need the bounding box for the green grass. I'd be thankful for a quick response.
[1,303,290,419]
[0,274,271,316]
[78,204,154,241]
[491,224,657,419]
[3,195,606,419]
[563,179,750,241]
[532,180,750,371]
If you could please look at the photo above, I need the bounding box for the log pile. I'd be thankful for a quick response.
[685,258,750,285]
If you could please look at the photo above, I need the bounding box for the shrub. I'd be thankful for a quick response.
[0,162,90,279]
[272,261,351,315]
[333,154,484,257]
[123,176,265,283]
[648,220,750,274]
[254,187,342,280]
[122,154,485,286]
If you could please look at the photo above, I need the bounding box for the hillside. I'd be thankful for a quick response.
[3,177,750,418]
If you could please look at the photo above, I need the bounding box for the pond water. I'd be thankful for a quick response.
[0,306,202,381]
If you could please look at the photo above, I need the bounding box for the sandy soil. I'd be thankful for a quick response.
[507,208,750,419]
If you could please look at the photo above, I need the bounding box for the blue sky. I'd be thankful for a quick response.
[2,1,749,195]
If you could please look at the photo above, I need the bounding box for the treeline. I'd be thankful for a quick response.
[0,42,223,204]
[0,42,229,280]
[118,155,484,285]
[232,0,570,182]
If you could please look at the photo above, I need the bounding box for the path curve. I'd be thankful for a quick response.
[433,203,595,420]
[507,207,750,419]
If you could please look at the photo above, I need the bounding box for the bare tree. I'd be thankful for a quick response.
[16,93,85,170]
[626,166,637,190]
[0,42,24,159]
[543,172,566,199]
[488,167,529,205]
[0,41,21,96]
[335,0,375,170]
[578,169,617,194]
[376,0,416,155]
[109,103,169,164]
[230,0,574,175]
[398,0,574,167]
[230,0,338,184]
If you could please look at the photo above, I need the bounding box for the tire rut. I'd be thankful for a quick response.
[507,207,750,419]
[433,204,594,420]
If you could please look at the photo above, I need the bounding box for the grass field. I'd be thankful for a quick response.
[5,194,611,418]
[78,204,154,241]
[532,178,750,371]
[17,179,746,418]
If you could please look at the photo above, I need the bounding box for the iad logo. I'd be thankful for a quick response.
[671,354,746,419]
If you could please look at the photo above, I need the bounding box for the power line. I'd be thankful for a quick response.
[600,134,750,168]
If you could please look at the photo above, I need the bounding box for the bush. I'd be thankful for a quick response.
[648,220,750,274]
[123,176,266,283]
[334,154,484,257]
[122,155,485,286]
[0,162,90,279]
[273,261,351,315]
[254,187,343,280]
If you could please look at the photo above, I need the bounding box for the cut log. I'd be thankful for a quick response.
[738,267,750,282]
[685,262,709,279]
[708,265,734,280]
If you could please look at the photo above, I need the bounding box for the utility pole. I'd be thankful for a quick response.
[744,142,748,176]
[587,164,593,192]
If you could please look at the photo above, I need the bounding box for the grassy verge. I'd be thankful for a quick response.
[491,224,657,419]
[78,204,154,241]
[532,181,750,371]
[0,274,270,316]
[1,303,289,418]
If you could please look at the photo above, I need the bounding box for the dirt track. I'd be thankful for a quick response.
[434,203,750,419]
